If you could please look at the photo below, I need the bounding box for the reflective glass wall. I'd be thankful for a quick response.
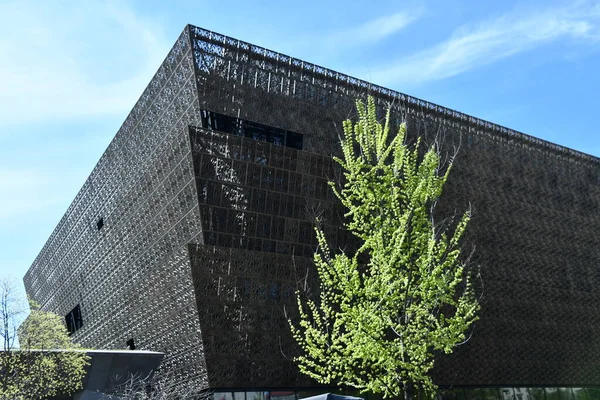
[435,387,597,400]
[213,388,600,400]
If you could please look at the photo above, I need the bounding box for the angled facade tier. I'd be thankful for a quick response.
[24,24,600,396]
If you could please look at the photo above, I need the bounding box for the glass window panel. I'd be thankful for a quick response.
[500,388,515,400]
[270,392,296,400]
[269,128,285,146]
[514,388,532,400]
[481,388,500,400]
[455,389,467,400]
[465,388,482,400]
[545,388,559,400]
[247,392,266,400]
[214,393,233,400]
[214,113,237,134]
[528,388,545,400]
[286,131,303,150]
[200,110,212,129]
[65,304,83,335]
[297,392,321,400]
[234,392,245,400]
[200,109,304,150]
[73,304,83,330]
[558,388,574,400]
[65,312,75,335]
[586,388,600,400]
[245,121,268,142]
[439,388,464,400]
[572,388,587,400]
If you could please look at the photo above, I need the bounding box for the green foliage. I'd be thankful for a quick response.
[289,97,480,398]
[0,299,89,400]
[18,300,72,350]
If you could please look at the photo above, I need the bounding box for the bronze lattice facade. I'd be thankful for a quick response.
[24,24,600,396]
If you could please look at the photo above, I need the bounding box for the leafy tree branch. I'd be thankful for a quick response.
[289,97,480,399]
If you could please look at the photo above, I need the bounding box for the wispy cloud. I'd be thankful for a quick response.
[0,1,170,127]
[324,10,424,50]
[370,2,600,86]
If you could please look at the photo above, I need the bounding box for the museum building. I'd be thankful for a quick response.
[23,25,600,400]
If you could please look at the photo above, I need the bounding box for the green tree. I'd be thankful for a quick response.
[0,281,89,400]
[289,97,480,399]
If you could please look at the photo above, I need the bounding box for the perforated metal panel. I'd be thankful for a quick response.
[185,25,600,386]
[23,28,209,388]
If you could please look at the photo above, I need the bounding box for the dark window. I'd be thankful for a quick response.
[199,109,303,150]
[214,113,237,134]
[269,128,285,146]
[245,121,268,142]
[96,218,104,230]
[285,131,303,150]
[65,304,83,335]
[201,110,240,135]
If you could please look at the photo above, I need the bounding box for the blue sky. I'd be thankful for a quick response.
[1,0,600,297]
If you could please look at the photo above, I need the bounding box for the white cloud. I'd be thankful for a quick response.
[370,2,600,86]
[324,10,424,50]
[0,1,170,126]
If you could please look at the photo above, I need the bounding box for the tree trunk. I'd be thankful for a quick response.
[404,381,415,400]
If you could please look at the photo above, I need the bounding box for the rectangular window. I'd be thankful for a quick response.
[269,128,285,146]
[245,121,268,142]
[65,304,83,335]
[199,110,303,150]
[285,131,303,150]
